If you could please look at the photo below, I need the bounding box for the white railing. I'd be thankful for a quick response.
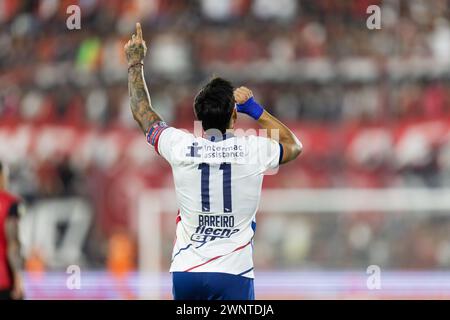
[138,188,450,299]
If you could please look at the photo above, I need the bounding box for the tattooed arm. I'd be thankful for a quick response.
[125,23,162,134]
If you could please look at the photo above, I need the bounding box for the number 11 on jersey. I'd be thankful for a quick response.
[198,163,232,213]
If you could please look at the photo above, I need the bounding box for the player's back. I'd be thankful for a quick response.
[147,124,282,278]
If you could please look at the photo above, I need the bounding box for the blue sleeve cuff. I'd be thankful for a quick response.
[236,97,264,120]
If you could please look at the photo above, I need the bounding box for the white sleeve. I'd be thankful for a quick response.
[255,136,282,173]
[146,122,187,164]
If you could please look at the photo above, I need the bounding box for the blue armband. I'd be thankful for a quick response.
[236,97,264,120]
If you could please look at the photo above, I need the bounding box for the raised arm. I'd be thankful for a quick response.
[124,23,162,135]
[234,87,302,164]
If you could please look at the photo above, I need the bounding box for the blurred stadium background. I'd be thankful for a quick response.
[1,0,450,299]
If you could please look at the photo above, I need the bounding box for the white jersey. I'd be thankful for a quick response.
[147,122,281,278]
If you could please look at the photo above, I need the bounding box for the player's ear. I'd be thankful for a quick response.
[230,108,237,129]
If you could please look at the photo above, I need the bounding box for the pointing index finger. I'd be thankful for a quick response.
[136,22,143,40]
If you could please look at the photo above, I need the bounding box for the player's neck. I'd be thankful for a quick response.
[204,130,234,142]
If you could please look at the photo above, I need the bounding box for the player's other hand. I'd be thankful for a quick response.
[124,22,147,67]
[234,86,264,120]
[234,86,253,105]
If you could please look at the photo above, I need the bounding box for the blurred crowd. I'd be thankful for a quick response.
[2,0,450,125]
[1,0,450,270]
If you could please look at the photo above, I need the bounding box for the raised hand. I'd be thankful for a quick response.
[126,22,162,135]
[234,86,253,105]
[234,86,264,120]
[124,22,147,66]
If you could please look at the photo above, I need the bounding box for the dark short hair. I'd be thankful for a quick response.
[194,77,235,134]
[0,161,3,173]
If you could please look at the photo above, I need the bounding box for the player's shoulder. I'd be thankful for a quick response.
[156,125,197,156]
[235,134,276,146]
[148,122,194,145]
[166,127,196,143]
[165,126,192,137]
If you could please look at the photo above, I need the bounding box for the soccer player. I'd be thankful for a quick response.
[125,23,302,300]
[0,162,24,300]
